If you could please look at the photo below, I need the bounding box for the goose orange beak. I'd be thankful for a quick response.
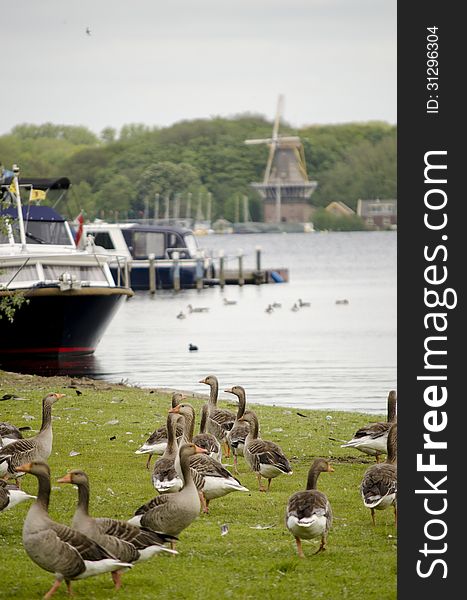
[15,463,32,473]
[57,473,73,484]
[169,406,181,414]
[194,445,208,454]
[328,465,335,473]
[224,388,233,394]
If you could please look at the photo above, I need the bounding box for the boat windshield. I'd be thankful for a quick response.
[0,219,72,245]
[132,231,165,259]
[183,233,198,256]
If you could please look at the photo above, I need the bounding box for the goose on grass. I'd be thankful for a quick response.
[285,458,334,557]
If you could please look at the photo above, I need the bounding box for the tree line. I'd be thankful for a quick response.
[0,116,396,226]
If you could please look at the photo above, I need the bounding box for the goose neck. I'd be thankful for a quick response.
[40,400,53,433]
[236,390,246,420]
[36,472,51,510]
[208,380,219,407]
[306,468,321,491]
[76,481,91,515]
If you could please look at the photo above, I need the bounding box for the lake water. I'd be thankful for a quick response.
[3,232,397,414]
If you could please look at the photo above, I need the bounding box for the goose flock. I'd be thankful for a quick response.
[0,382,397,597]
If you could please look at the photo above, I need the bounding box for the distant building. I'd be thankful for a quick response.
[356,198,397,230]
[325,201,355,217]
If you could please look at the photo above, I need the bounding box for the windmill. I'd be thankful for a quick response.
[245,95,317,224]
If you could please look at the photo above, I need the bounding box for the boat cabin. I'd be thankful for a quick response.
[84,222,200,261]
[84,222,210,290]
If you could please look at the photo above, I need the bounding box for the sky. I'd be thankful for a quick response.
[0,0,396,136]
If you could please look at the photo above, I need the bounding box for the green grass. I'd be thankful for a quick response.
[0,371,396,600]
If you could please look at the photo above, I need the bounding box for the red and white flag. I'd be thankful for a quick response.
[74,212,84,247]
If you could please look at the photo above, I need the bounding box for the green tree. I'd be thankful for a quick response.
[134,162,201,215]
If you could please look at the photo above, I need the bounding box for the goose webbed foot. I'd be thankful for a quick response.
[314,536,327,554]
[295,537,305,558]
[111,570,122,590]
[43,579,62,599]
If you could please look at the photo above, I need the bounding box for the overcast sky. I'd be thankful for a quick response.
[1,0,396,136]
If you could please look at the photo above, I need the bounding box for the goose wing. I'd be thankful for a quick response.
[95,518,173,548]
[209,409,236,431]
[287,490,331,520]
[352,421,389,440]
[361,463,397,503]
[248,440,292,473]
[50,521,116,562]
[134,493,170,516]
[152,457,177,480]
[189,454,239,482]
[0,483,9,511]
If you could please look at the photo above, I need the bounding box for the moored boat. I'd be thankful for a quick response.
[0,168,132,358]
[83,221,213,290]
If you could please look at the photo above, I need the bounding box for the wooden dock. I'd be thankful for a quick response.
[204,268,289,286]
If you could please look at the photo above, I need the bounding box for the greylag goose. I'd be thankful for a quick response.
[135,392,185,468]
[360,422,397,526]
[0,393,64,484]
[0,422,24,447]
[128,443,207,545]
[285,458,334,557]
[170,403,249,513]
[239,411,293,491]
[16,461,132,598]
[151,412,184,494]
[187,304,209,313]
[193,404,222,462]
[224,386,252,474]
[223,298,237,305]
[0,479,36,513]
[341,390,397,461]
[199,375,236,456]
[57,469,176,569]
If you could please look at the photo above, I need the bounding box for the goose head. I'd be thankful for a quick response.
[199,375,218,387]
[16,460,51,478]
[169,403,195,420]
[56,469,88,486]
[179,443,208,460]
[224,385,245,399]
[171,392,186,408]
[310,458,334,474]
[44,392,65,405]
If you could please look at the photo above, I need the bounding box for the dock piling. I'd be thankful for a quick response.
[238,249,244,286]
[148,254,156,294]
[219,250,225,289]
[173,251,181,291]
[254,245,264,285]
[196,253,204,290]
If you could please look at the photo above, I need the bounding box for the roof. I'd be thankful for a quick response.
[86,222,193,235]
[2,177,71,191]
[0,205,66,222]
[357,199,397,217]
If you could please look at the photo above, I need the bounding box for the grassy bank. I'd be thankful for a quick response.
[0,371,396,600]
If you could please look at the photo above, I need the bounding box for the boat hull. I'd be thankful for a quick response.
[0,287,131,357]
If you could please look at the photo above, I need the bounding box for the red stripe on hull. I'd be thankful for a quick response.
[2,347,95,355]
